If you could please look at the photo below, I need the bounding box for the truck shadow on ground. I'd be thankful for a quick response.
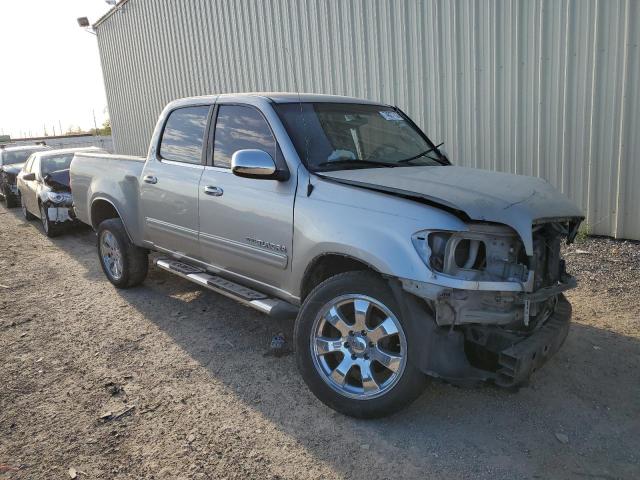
[16,210,639,479]
[116,270,640,478]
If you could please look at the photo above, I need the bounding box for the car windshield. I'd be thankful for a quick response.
[40,154,74,176]
[274,102,446,171]
[2,149,39,165]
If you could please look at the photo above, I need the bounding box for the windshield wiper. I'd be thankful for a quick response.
[314,159,397,170]
[397,142,444,164]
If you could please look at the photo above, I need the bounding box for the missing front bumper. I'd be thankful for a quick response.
[44,204,78,225]
[407,291,571,388]
[494,295,571,387]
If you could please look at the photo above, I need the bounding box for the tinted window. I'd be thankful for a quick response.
[159,106,210,164]
[213,105,276,168]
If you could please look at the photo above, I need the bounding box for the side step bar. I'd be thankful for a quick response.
[154,258,298,319]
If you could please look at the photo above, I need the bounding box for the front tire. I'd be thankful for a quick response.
[4,186,18,208]
[39,202,59,237]
[97,218,148,288]
[294,271,427,418]
[21,195,36,220]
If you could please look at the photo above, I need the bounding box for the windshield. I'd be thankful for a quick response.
[1,149,40,166]
[40,154,74,176]
[274,102,446,171]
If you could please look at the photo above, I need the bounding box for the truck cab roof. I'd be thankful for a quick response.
[166,92,390,109]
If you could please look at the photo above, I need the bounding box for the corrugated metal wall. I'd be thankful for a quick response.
[96,0,640,239]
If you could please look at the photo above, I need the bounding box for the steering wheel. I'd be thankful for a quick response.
[368,143,401,161]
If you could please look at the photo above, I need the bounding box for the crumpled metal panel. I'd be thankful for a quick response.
[95,0,640,239]
[319,165,584,254]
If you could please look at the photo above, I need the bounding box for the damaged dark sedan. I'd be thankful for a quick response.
[17,147,104,237]
[0,144,50,207]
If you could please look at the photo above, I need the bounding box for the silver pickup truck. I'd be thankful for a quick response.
[70,93,583,418]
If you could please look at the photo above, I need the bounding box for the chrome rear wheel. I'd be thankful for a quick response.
[99,230,123,281]
[96,218,148,288]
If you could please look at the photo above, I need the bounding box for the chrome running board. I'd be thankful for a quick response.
[154,258,298,319]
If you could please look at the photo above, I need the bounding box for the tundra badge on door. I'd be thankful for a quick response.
[246,236,287,253]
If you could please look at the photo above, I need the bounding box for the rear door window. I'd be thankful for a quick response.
[159,106,210,164]
[212,105,276,168]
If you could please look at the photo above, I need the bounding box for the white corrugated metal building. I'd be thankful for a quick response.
[94,0,640,240]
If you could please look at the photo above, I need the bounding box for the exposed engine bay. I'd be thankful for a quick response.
[406,220,578,325]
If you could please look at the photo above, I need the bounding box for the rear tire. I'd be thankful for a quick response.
[21,195,36,220]
[97,218,148,288]
[294,271,427,418]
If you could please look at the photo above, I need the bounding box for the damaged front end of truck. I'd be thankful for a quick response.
[320,166,584,388]
[403,217,581,387]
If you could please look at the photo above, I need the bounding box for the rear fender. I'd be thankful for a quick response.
[90,194,139,244]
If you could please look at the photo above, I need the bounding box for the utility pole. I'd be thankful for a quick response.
[92,109,99,136]
[59,120,63,136]
[53,124,57,136]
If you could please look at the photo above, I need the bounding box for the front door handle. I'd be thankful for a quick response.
[143,175,158,184]
[203,185,223,197]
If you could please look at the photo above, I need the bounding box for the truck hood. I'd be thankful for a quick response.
[317,165,584,254]
[1,163,25,176]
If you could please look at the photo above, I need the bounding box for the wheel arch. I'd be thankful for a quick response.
[90,197,134,243]
[300,253,383,301]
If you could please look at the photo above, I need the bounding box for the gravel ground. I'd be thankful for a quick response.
[1,204,639,480]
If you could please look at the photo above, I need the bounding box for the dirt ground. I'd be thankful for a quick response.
[1,203,638,480]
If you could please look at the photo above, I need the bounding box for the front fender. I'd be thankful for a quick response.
[289,178,468,296]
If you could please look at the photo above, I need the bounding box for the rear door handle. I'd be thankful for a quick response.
[143,175,158,184]
[203,185,223,196]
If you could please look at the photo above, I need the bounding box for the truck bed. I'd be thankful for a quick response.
[70,152,146,242]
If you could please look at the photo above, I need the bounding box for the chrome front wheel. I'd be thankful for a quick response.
[311,294,407,399]
[296,271,426,418]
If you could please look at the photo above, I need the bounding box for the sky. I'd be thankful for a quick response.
[0,0,113,138]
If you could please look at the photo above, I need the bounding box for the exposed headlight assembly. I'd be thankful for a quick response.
[412,224,530,283]
[46,191,71,204]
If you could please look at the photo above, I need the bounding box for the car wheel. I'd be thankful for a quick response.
[4,186,18,208]
[39,202,59,237]
[21,195,36,220]
[97,218,148,288]
[294,271,427,418]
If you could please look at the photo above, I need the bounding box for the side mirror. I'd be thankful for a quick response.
[22,172,36,181]
[231,149,287,180]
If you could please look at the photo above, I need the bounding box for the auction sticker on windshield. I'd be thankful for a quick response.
[379,111,403,121]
